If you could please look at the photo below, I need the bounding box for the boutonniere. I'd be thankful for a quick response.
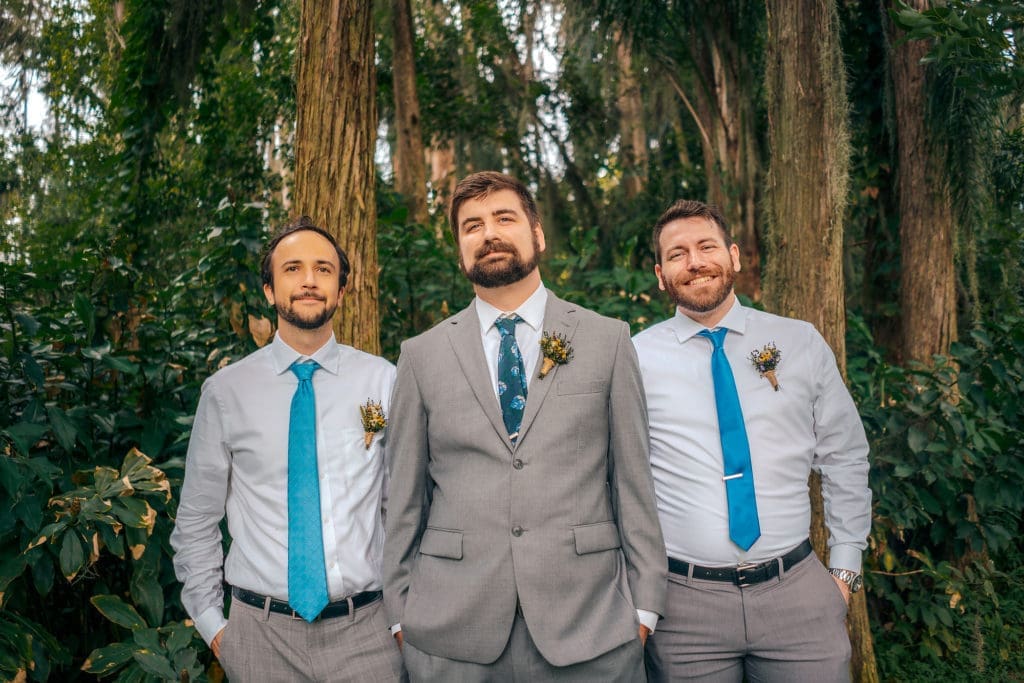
[538,332,574,379]
[359,399,387,449]
[749,342,782,391]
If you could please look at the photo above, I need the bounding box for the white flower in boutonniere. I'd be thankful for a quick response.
[538,332,574,380]
[359,399,387,449]
[749,342,782,391]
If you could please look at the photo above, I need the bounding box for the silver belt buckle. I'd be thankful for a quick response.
[736,562,758,587]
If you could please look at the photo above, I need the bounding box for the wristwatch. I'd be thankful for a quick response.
[828,568,863,594]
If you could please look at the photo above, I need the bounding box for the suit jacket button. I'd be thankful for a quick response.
[511,526,523,537]
[513,459,524,470]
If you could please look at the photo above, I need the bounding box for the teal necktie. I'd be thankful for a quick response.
[288,361,329,621]
[496,315,527,443]
[698,328,761,551]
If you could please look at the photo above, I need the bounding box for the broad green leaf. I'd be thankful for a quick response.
[46,406,78,453]
[2,422,48,458]
[102,354,138,374]
[131,649,178,680]
[131,627,162,652]
[82,642,134,675]
[162,622,195,655]
[59,532,86,581]
[907,426,929,454]
[91,594,147,630]
[130,568,164,629]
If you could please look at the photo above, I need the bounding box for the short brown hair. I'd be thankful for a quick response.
[448,171,540,241]
[261,216,351,289]
[652,200,732,264]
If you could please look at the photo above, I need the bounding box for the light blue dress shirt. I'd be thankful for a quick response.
[170,334,396,644]
[632,299,871,572]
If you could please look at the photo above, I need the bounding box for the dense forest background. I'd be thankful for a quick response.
[1,1,1022,681]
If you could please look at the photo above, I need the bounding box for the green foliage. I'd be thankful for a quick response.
[847,313,1024,679]
[1,202,268,680]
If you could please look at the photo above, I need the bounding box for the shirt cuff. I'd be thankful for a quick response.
[637,609,658,634]
[390,623,402,635]
[194,605,228,646]
[827,544,863,573]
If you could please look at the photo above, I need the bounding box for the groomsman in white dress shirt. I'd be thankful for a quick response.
[171,217,404,682]
[633,199,871,683]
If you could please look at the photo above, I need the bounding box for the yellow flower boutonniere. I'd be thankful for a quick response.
[538,332,574,379]
[359,399,387,449]
[749,342,782,391]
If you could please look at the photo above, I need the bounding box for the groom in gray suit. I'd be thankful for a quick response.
[384,172,666,681]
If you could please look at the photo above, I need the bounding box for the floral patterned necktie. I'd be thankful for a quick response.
[496,315,528,444]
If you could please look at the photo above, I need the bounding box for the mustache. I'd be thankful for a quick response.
[475,240,517,259]
[290,292,327,302]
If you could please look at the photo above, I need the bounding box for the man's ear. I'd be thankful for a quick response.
[263,282,275,305]
[533,222,546,253]
[655,264,667,292]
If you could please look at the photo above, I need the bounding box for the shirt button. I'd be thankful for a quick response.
[513,459,524,470]
[511,526,523,537]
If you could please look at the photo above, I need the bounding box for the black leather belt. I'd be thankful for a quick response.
[668,539,813,586]
[231,587,382,619]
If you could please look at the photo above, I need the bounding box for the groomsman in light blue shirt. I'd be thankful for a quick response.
[633,200,871,683]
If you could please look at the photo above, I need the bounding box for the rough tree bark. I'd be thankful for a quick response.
[615,29,648,199]
[391,0,429,226]
[294,0,379,353]
[887,0,957,364]
[764,1,879,680]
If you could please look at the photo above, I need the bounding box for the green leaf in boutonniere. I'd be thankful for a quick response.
[359,399,387,449]
[749,342,782,391]
[538,332,573,379]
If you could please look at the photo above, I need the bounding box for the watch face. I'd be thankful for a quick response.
[850,574,864,593]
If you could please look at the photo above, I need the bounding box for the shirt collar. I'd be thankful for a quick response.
[269,333,341,375]
[669,296,748,344]
[474,281,548,336]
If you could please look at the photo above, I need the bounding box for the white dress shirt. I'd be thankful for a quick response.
[470,282,658,633]
[170,334,396,644]
[632,299,871,572]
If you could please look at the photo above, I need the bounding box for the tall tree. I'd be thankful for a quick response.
[391,0,429,225]
[886,0,957,364]
[763,1,878,680]
[294,0,379,353]
[614,28,647,198]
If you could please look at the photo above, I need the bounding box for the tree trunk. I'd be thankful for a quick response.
[684,1,762,301]
[391,0,429,226]
[615,29,647,198]
[294,0,379,354]
[764,1,879,680]
[887,0,957,364]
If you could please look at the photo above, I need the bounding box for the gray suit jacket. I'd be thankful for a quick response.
[383,291,666,666]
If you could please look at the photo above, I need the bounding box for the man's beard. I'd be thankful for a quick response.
[276,295,334,330]
[663,265,736,314]
[462,236,541,288]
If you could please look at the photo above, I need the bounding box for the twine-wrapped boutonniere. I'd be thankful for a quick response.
[359,399,387,449]
[749,342,782,391]
[538,332,574,379]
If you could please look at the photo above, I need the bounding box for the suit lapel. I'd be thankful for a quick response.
[516,293,579,446]
[445,304,511,451]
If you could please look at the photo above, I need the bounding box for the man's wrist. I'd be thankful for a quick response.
[637,609,658,634]
[827,567,863,594]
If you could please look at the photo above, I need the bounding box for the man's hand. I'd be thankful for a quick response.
[211,628,225,659]
[831,574,851,604]
[393,630,403,650]
[639,624,651,647]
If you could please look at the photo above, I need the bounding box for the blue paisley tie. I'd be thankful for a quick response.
[288,361,329,621]
[496,315,528,443]
[698,328,761,551]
